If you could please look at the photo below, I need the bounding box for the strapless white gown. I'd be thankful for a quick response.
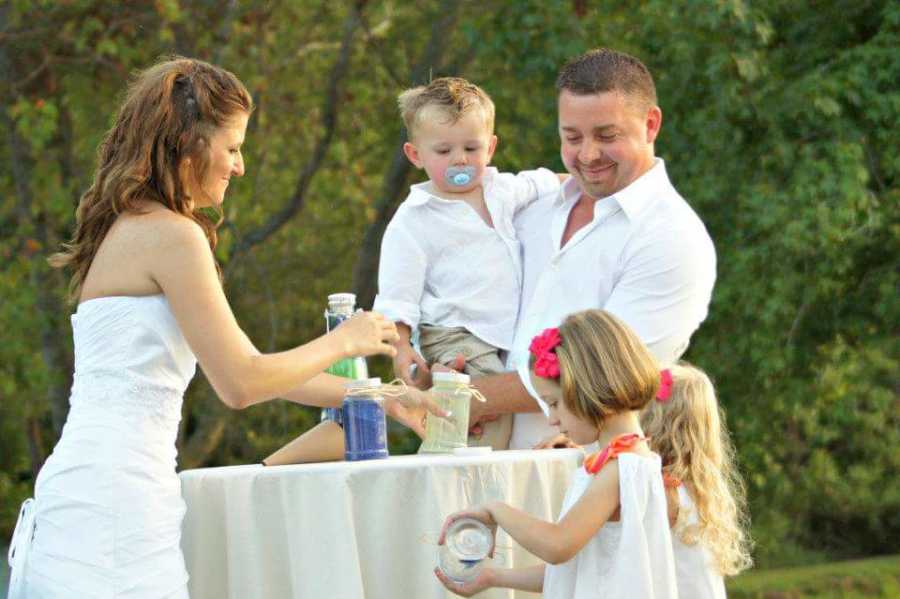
[7,295,197,599]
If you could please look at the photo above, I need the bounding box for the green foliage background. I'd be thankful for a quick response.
[1,0,897,570]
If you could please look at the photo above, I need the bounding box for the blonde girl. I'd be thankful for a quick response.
[641,363,754,598]
[435,309,677,598]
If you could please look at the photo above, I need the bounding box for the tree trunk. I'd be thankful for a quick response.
[0,22,73,456]
[351,0,470,308]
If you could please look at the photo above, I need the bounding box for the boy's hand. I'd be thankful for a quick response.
[393,345,430,389]
[434,566,495,597]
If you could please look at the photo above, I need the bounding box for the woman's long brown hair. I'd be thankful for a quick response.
[49,56,253,302]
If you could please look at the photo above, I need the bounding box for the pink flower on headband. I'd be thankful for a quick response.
[656,369,673,402]
[529,327,562,379]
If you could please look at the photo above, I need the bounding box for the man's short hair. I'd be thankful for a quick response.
[556,48,657,111]
[398,77,495,139]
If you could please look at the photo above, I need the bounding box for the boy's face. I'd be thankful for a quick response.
[532,371,599,446]
[403,106,497,195]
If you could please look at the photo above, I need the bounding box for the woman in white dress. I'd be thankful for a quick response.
[6,57,438,599]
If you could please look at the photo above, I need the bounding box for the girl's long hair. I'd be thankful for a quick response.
[49,56,253,301]
[641,363,754,576]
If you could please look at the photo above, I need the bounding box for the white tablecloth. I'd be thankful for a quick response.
[179,448,583,599]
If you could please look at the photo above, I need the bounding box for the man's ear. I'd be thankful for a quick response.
[403,142,423,168]
[645,106,662,145]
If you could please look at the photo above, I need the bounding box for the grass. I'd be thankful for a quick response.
[727,554,900,598]
[1,543,896,598]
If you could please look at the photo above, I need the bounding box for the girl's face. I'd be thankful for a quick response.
[531,371,599,446]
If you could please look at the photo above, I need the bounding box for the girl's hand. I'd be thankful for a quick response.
[438,505,498,557]
[434,566,495,597]
[532,433,579,450]
[331,311,399,359]
[383,387,448,438]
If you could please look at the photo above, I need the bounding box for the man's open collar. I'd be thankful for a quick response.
[556,158,668,221]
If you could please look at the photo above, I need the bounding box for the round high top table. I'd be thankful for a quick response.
[179,448,583,599]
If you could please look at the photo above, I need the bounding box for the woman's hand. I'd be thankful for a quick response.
[382,386,448,438]
[434,566,495,597]
[438,505,499,557]
[331,311,399,359]
[532,433,579,450]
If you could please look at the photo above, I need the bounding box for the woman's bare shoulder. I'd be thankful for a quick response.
[115,204,209,252]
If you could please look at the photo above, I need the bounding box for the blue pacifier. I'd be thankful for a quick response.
[445,166,477,187]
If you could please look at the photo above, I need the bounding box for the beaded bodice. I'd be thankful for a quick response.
[66,295,196,445]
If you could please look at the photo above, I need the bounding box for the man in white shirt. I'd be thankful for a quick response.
[468,48,717,449]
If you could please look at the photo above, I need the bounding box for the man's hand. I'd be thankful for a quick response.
[393,345,430,389]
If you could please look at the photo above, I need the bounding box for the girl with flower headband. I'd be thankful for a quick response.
[640,363,754,598]
[435,309,677,598]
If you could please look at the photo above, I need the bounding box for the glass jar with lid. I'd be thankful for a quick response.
[419,371,472,453]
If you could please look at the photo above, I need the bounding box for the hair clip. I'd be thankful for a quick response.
[656,369,673,402]
[529,327,562,379]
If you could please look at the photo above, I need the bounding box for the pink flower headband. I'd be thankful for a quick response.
[528,327,672,403]
[529,326,674,403]
[529,327,562,379]
[656,369,673,402]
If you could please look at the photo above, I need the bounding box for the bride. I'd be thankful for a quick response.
[6,57,438,599]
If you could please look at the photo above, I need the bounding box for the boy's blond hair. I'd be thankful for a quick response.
[531,310,661,427]
[397,77,495,139]
[640,363,754,576]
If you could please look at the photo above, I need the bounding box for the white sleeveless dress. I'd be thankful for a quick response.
[542,453,679,599]
[7,295,197,599]
[672,486,726,599]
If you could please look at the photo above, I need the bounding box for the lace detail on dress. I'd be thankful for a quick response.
[70,368,185,427]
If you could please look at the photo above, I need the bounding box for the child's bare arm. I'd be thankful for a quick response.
[490,565,546,592]
[487,462,620,564]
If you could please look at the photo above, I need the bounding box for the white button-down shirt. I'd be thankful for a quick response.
[374,167,560,350]
[508,159,716,449]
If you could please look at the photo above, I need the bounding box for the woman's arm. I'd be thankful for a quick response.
[280,372,350,408]
[282,372,444,437]
[151,215,397,409]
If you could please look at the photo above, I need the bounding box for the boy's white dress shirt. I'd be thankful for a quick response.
[374,167,560,350]
[509,159,717,449]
